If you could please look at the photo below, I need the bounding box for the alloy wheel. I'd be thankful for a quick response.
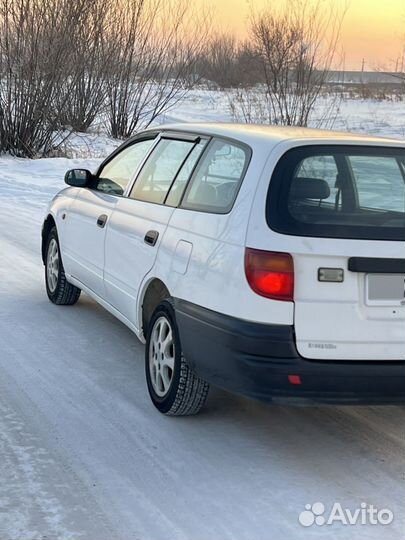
[149,316,175,397]
[46,238,59,293]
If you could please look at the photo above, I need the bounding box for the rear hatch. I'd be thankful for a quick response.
[266,144,405,360]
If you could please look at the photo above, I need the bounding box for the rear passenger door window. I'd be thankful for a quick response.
[181,139,250,213]
[129,138,195,204]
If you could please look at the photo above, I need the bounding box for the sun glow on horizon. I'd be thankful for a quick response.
[196,0,404,71]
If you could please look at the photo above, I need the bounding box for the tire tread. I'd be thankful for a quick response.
[167,356,209,416]
[145,302,209,416]
[46,227,81,306]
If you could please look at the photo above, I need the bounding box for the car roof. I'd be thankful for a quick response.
[146,122,405,149]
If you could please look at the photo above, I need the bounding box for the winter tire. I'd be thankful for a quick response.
[45,226,81,305]
[145,301,209,416]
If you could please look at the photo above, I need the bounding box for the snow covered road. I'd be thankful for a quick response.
[0,157,404,540]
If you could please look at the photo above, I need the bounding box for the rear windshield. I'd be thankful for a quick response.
[267,145,405,241]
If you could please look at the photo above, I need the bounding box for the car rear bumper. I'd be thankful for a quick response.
[173,299,405,405]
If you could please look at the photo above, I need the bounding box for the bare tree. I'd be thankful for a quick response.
[196,34,239,89]
[236,41,264,87]
[196,37,263,89]
[55,0,116,132]
[0,0,93,156]
[106,0,209,139]
[0,0,210,155]
[230,0,346,127]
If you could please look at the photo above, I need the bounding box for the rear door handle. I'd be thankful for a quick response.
[97,214,108,228]
[144,230,159,246]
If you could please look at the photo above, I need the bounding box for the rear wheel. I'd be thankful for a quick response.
[45,227,81,305]
[145,302,209,415]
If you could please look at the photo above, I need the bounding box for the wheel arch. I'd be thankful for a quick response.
[139,278,171,340]
[41,214,56,264]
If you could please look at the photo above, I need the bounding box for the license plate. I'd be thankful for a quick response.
[366,274,405,306]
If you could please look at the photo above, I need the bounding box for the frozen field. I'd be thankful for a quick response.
[60,91,405,159]
[0,93,404,540]
[156,90,405,140]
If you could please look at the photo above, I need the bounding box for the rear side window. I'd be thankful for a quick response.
[267,146,405,241]
[181,139,250,214]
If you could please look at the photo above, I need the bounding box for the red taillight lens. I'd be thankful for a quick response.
[244,248,294,301]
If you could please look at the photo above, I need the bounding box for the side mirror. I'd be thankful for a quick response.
[64,169,93,187]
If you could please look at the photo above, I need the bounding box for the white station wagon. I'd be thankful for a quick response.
[42,123,405,415]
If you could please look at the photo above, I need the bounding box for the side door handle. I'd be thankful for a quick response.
[144,230,159,246]
[97,214,108,228]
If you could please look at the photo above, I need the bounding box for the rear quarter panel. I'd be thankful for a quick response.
[137,139,294,327]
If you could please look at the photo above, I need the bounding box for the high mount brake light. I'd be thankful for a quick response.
[244,248,294,301]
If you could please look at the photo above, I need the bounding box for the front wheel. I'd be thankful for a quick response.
[45,227,81,305]
[145,302,209,416]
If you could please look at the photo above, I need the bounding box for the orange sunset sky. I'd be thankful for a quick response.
[197,0,404,71]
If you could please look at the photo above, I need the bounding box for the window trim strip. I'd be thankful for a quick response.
[163,137,210,206]
[123,134,162,198]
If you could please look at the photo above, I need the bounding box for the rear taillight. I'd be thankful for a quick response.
[244,248,294,301]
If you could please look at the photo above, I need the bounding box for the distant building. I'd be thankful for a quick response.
[325,70,404,87]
